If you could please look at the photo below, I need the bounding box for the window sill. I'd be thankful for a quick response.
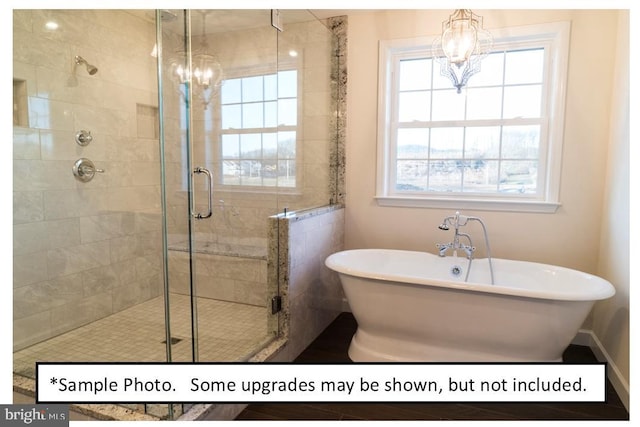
[375,195,561,213]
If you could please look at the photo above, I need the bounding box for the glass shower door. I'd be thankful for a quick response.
[156,9,280,366]
[189,9,282,362]
[156,9,199,364]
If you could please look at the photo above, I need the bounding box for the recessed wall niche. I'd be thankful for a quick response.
[13,79,28,127]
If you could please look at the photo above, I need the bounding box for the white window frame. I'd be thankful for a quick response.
[216,65,300,192]
[376,22,570,213]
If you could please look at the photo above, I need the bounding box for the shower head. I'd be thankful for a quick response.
[74,55,98,75]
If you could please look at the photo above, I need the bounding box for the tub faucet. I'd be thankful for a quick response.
[437,241,453,256]
[436,212,475,259]
[435,211,495,284]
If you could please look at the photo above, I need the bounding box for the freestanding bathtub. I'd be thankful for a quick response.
[325,249,615,362]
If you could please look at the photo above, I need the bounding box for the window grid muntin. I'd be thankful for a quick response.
[220,71,297,188]
[391,45,547,198]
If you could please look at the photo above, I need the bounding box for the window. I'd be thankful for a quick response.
[377,22,570,212]
[220,70,297,188]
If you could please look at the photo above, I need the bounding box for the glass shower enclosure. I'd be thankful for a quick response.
[13,8,337,420]
[157,8,282,367]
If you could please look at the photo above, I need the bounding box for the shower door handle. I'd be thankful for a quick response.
[192,167,213,220]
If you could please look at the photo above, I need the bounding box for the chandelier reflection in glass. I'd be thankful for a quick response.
[432,9,493,94]
[173,11,224,109]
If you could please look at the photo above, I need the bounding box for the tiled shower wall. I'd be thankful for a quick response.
[168,250,267,307]
[164,15,335,249]
[163,13,336,308]
[13,10,162,350]
[13,10,341,353]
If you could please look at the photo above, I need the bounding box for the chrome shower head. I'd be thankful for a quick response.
[74,55,98,75]
[86,64,98,75]
[438,223,450,231]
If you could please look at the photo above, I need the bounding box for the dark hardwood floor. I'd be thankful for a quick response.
[237,313,629,421]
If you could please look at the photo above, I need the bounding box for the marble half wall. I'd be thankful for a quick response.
[262,205,345,362]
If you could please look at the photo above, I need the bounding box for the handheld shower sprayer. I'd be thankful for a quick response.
[438,211,465,231]
[74,55,98,75]
[437,222,450,231]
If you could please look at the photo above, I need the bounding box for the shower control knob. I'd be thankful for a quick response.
[72,158,105,182]
[75,130,93,146]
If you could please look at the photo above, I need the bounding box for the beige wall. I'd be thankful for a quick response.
[345,8,628,387]
[346,9,619,270]
[594,11,629,394]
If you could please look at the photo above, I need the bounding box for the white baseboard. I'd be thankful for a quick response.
[573,329,629,411]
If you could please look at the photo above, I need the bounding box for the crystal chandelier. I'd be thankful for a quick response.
[432,9,493,93]
[172,11,224,109]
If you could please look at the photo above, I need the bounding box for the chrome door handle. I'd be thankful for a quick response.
[192,167,213,219]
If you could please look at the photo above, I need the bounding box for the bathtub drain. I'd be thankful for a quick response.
[451,265,462,277]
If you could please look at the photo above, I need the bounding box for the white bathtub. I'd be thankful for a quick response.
[325,249,615,362]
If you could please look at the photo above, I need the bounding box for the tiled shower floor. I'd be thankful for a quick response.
[14,294,272,378]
